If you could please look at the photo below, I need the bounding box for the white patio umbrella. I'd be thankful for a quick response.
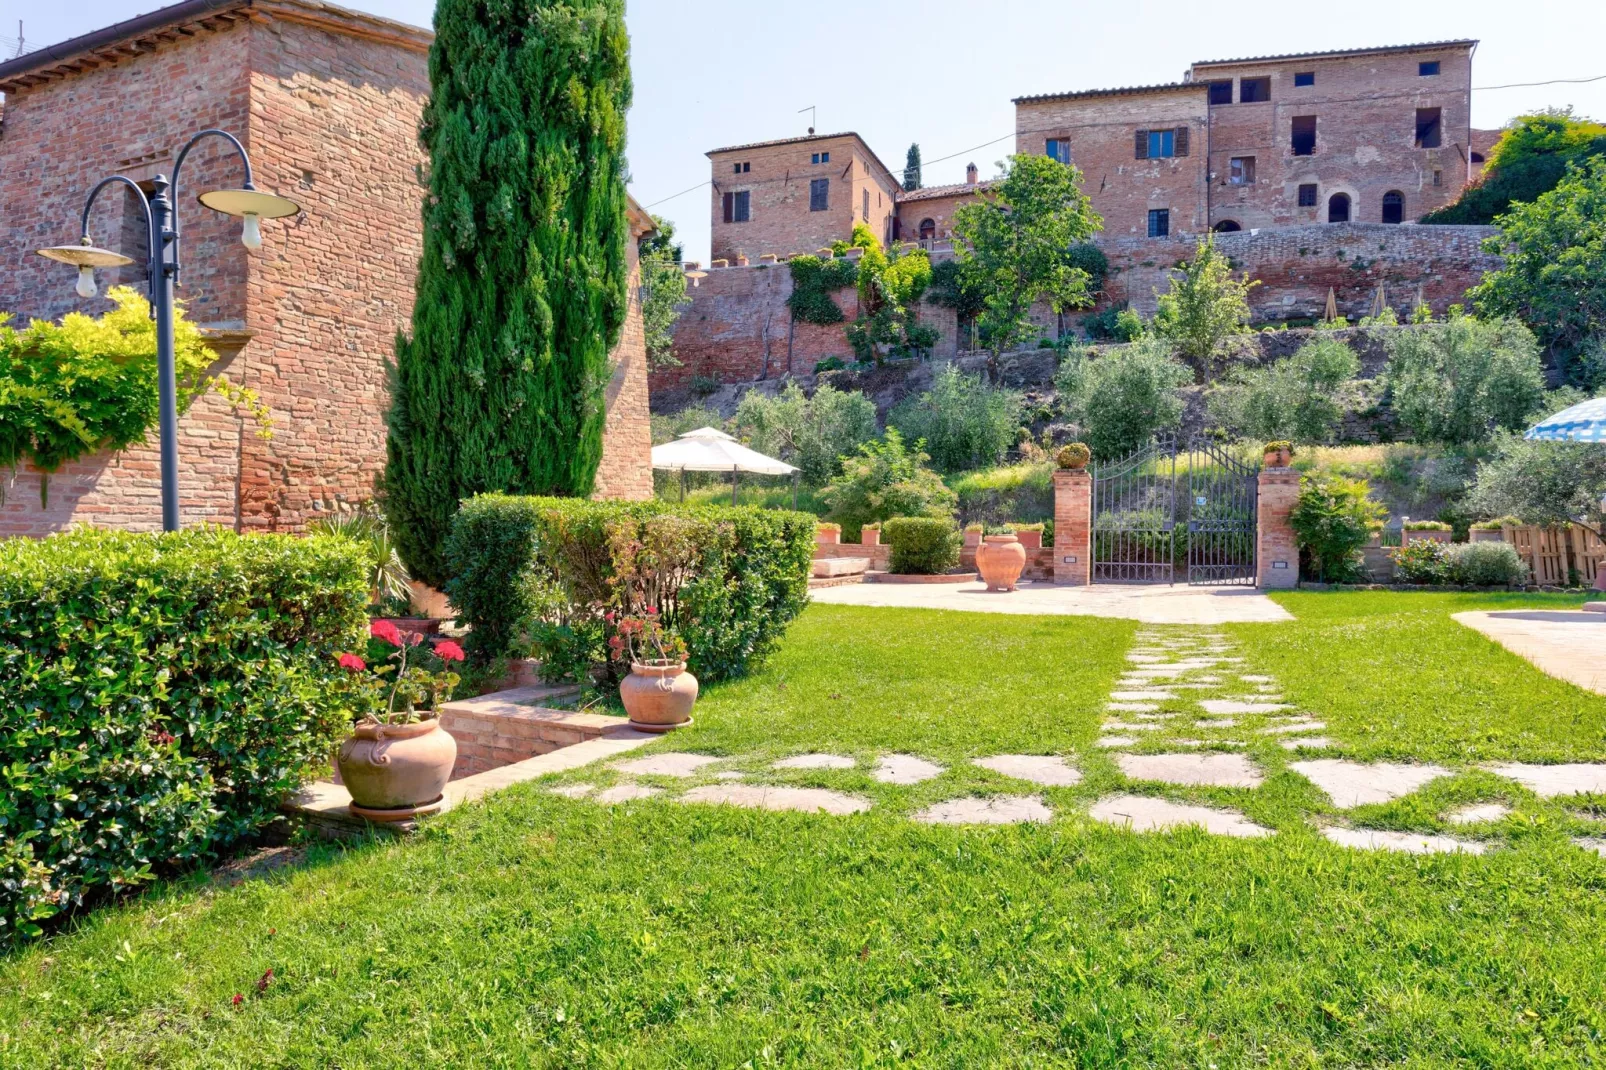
[651,427,799,506]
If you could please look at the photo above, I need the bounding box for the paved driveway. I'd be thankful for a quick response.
[810,579,1293,624]
[1454,610,1606,695]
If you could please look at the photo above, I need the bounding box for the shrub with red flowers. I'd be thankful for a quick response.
[335,621,464,725]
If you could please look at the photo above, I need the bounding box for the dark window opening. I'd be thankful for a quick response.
[1213,220,1242,232]
[1433,168,1443,187]
[1239,76,1270,103]
[1470,151,1485,164]
[918,218,936,241]
[1291,116,1317,156]
[862,188,869,222]
[1208,80,1233,105]
[1419,60,1440,76]
[1381,190,1404,224]
[1293,71,1315,87]
[732,161,750,174]
[1046,138,1071,164]
[722,190,750,223]
[811,151,830,164]
[809,178,829,212]
[1416,107,1442,148]
[117,181,154,289]
[1229,156,1255,185]
[1147,208,1170,238]
[1328,192,1350,223]
[1298,182,1318,207]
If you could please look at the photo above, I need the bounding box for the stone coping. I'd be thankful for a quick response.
[864,571,979,584]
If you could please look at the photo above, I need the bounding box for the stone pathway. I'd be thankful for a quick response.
[1089,794,1272,838]
[973,754,1083,787]
[914,795,1051,825]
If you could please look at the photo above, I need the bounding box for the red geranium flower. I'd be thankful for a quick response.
[338,652,367,673]
[435,640,465,663]
[369,619,403,647]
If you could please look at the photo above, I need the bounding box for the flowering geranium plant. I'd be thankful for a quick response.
[605,607,689,668]
[336,621,464,725]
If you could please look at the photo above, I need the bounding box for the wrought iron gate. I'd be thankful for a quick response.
[1091,438,1259,586]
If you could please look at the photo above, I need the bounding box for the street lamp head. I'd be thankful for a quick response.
[37,237,135,299]
[197,187,300,251]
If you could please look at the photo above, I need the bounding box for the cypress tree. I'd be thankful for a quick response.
[384,0,632,585]
[903,143,922,191]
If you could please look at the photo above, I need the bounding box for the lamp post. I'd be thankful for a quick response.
[36,129,299,532]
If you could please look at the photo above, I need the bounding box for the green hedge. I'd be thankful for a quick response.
[445,496,814,684]
[883,517,960,575]
[0,528,370,943]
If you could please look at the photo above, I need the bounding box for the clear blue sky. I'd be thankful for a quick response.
[10,0,1606,265]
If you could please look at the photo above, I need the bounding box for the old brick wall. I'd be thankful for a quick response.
[710,134,865,264]
[1196,44,1475,229]
[239,9,430,529]
[895,186,985,242]
[1101,221,1498,321]
[1015,87,1210,239]
[593,214,655,501]
[0,21,255,534]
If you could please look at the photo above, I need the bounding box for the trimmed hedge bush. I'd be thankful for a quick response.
[1449,541,1530,586]
[445,496,814,684]
[883,517,961,575]
[0,529,370,944]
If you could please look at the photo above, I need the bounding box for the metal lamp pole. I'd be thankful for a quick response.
[37,129,300,532]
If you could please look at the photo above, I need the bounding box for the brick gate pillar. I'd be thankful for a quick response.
[1256,466,1301,589]
[1053,468,1092,585]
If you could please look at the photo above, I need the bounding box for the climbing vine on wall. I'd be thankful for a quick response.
[786,255,859,325]
[0,286,270,502]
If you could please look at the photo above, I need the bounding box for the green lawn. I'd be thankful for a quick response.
[5,596,1606,1067]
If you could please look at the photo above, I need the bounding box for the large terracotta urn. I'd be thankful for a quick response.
[976,534,1027,592]
[337,718,457,821]
[620,661,699,733]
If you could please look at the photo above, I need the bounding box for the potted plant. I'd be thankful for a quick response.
[610,608,698,733]
[335,620,464,822]
[1264,440,1294,467]
[1009,522,1044,550]
[963,522,983,550]
[1403,519,1453,544]
[1055,442,1091,470]
[860,523,881,547]
[976,525,1028,592]
[816,522,841,545]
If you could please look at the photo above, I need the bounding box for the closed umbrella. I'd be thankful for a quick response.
[1324,287,1339,322]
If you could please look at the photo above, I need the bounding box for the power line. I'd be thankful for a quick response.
[1473,73,1606,91]
[642,179,710,209]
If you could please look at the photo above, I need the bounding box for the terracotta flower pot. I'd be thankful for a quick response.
[976,534,1027,592]
[860,528,881,547]
[337,717,457,821]
[620,661,699,733]
[1264,449,1292,467]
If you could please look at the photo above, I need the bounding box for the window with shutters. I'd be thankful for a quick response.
[809,178,829,212]
[722,190,750,224]
[1147,209,1170,238]
[1297,183,1318,207]
[1382,190,1404,224]
[1135,129,1185,159]
[1293,71,1315,87]
[1046,138,1071,164]
[1239,77,1270,103]
[1208,80,1233,105]
[1291,116,1317,156]
[1229,157,1256,185]
[1415,108,1442,148]
[1419,61,1440,77]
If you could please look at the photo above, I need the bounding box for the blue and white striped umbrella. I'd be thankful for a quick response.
[1525,397,1606,443]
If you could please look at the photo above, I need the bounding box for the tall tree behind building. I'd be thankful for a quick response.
[903,143,922,191]
[384,0,632,585]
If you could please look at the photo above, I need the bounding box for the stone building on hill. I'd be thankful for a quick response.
[0,0,652,537]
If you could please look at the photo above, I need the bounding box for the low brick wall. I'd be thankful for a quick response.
[815,540,891,570]
[438,685,626,779]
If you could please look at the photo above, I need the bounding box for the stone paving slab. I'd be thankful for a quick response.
[1322,826,1485,855]
[1291,760,1450,807]
[1573,837,1606,857]
[681,784,870,815]
[1454,611,1606,695]
[1089,793,1272,838]
[612,752,722,778]
[773,753,857,770]
[1097,736,1138,748]
[913,795,1052,825]
[595,783,661,804]
[973,754,1083,787]
[811,580,1294,624]
[1447,802,1512,824]
[1199,699,1291,715]
[1107,701,1158,713]
[873,753,945,784]
[1280,737,1334,751]
[1116,752,1264,788]
[550,783,596,798]
[1263,720,1326,735]
[1110,690,1177,701]
[1485,763,1606,797]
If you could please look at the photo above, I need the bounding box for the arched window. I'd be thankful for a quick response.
[1328,192,1351,223]
[1381,190,1404,224]
[1212,220,1242,233]
[918,218,936,241]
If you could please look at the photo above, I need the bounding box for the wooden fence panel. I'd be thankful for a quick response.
[1502,524,1601,586]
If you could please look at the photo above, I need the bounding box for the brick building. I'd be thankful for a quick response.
[1016,40,1491,236]
[0,0,652,537]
